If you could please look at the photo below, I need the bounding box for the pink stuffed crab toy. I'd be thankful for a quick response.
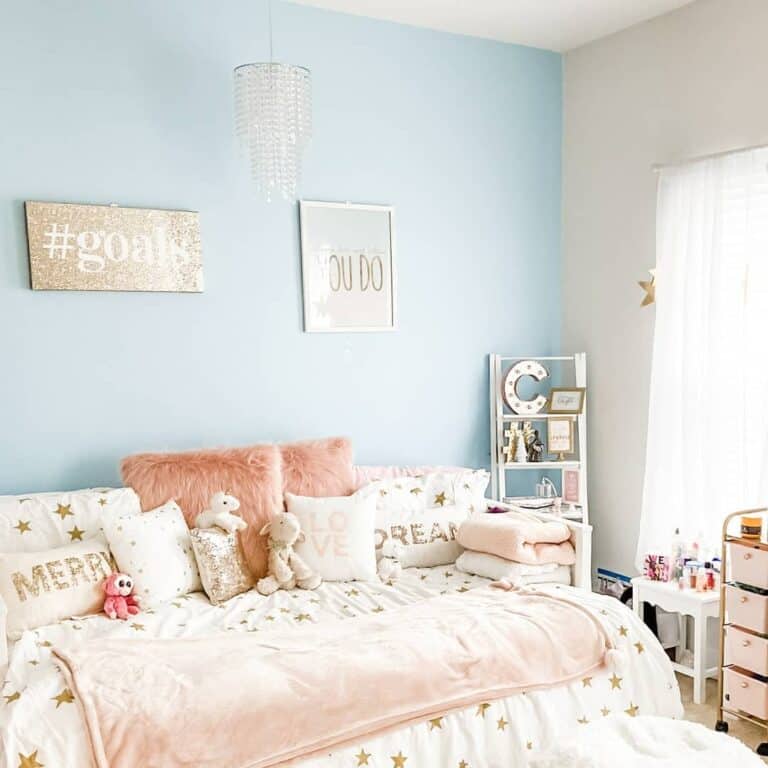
[102,572,141,620]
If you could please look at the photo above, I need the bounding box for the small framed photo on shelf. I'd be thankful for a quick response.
[563,469,580,503]
[548,387,586,414]
[547,418,574,459]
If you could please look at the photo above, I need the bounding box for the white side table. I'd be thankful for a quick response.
[631,577,720,704]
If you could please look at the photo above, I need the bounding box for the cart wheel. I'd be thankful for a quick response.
[714,720,729,733]
[757,742,768,756]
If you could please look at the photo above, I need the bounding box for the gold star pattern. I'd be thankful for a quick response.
[577,716,589,725]
[457,586,469,593]
[346,588,360,597]
[526,742,533,751]
[265,615,275,622]
[601,706,611,717]
[618,625,628,637]
[52,688,75,708]
[428,717,443,730]
[295,613,311,622]
[130,623,145,632]
[434,492,447,507]
[459,761,470,768]
[625,702,639,717]
[355,749,371,766]
[14,520,31,535]
[476,702,490,717]
[98,497,108,506]
[17,752,44,768]
[497,716,508,731]
[391,751,407,767]
[54,504,73,520]
[4,690,21,704]
[609,673,623,690]
[372,606,385,613]
[638,268,656,307]
[581,676,592,687]
[67,526,85,542]
[410,487,423,495]
[634,641,645,654]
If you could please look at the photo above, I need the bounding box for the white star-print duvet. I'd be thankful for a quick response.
[1,568,682,768]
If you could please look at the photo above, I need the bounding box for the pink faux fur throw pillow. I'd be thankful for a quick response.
[120,445,282,579]
[280,437,355,497]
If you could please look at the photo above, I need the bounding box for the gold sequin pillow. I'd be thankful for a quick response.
[0,536,115,639]
[190,528,254,605]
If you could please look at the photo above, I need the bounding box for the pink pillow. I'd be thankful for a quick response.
[281,437,355,497]
[120,445,282,579]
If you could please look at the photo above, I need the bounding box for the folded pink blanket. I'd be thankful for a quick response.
[457,512,576,565]
[54,587,611,768]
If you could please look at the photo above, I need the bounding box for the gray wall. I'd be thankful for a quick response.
[563,0,768,576]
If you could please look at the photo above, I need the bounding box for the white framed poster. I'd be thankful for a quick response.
[299,200,395,332]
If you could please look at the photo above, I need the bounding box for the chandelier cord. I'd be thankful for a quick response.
[268,0,274,63]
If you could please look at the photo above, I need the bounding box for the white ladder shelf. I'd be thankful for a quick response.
[489,353,589,525]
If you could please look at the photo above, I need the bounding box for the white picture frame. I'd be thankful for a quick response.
[299,200,396,333]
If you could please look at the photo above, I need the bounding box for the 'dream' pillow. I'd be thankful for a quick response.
[0,536,115,638]
[287,492,377,582]
[372,470,489,567]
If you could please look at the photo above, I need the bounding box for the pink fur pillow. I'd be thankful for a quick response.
[120,445,282,579]
[280,437,355,497]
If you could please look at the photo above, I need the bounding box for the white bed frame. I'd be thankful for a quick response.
[484,500,593,590]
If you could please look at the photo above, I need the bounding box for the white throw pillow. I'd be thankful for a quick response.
[372,470,489,567]
[103,500,201,606]
[287,492,377,582]
[0,536,115,638]
[0,487,141,555]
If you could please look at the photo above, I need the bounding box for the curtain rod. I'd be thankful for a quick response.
[652,140,768,173]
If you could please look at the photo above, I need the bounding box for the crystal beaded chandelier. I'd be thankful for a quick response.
[234,1,312,201]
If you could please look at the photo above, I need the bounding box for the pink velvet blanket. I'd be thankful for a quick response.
[54,587,611,768]
[457,511,576,565]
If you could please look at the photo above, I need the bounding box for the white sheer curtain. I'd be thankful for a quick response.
[636,147,768,566]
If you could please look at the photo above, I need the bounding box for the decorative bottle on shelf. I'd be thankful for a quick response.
[514,428,528,463]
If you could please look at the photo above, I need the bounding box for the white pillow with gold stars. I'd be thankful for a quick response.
[0,487,141,555]
[103,500,201,606]
[0,536,115,639]
[371,470,489,568]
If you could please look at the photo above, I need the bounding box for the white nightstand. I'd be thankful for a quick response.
[631,577,720,704]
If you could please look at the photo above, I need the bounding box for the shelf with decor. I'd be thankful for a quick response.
[489,353,588,525]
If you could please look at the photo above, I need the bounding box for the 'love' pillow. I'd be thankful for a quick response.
[286,492,377,582]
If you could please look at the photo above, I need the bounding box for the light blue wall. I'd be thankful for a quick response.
[0,1,562,494]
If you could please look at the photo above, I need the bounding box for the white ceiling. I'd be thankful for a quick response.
[291,0,696,52]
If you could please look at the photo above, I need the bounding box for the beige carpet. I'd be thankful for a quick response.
[678,673,767,755]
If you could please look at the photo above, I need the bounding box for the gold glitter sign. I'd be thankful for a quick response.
[25,201,204,292]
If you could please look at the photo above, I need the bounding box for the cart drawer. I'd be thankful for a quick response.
[726,626,768,676]
[730,542,768,590]
[726,585,768,634]
[724,667,768,720]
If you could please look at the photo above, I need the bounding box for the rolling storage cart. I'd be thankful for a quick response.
[716,507,768,756]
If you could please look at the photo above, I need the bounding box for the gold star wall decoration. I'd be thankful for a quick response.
[52,688,75,708]
[496,716,508,731]
[428,717,443,730]
[355,749,371,766]
[54,504,73,520]
[17,751,44,768]
[14,520,31,534]
[638,268,657,307]
[609,673,623,690]
[391,751,408,767]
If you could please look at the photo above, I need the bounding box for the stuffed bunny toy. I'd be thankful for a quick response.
[102,572,141,620]
[256,511,322,595]
[377,539,404,582]
[195,491,247,534]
